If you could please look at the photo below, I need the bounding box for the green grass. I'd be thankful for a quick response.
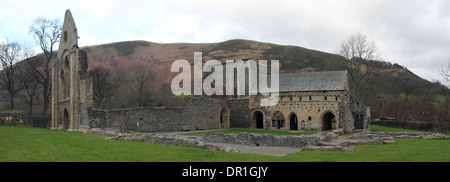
[0,126,449,162]
[370,125,425,133]
[0,109,24,113]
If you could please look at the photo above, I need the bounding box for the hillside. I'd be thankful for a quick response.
[78,39,449,119]
[80,39,437,94]
[2,39,449,122]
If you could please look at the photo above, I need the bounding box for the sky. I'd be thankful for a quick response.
[1,0,449,84]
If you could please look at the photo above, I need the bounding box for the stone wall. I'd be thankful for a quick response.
[0,111,27,127]
[202,131,337,148]
[26,116,51,128]
[229,98,251,128]
[349,132,450,140]
[88,97,230,133]
[106,133,240,152]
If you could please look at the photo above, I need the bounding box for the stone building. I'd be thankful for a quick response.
[51,10,92,132]
[52,10,369,134]
[243,71,369,132]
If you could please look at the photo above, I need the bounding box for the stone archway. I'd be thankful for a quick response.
[322,111,336,131]
[289,113,298,131]
[62,108,70,130]
[252,110,264,129]
[272,111,285,130]
[220,107,230,128]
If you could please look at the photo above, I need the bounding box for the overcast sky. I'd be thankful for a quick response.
[1,0,449,84]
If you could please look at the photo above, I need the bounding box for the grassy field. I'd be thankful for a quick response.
[0,126,449,162]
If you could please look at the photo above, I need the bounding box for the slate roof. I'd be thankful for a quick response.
[278,71,348,92]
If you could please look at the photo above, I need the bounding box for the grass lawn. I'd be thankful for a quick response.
[0,126,449,162]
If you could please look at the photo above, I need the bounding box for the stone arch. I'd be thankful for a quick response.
[62,108,70,130]
[321,111,336,131]
[59,51,71,98]
[301,120,306,130]
[219,107,230,128]
[289,112,298,131]
[251,110,265,129]
[272,111,285,129]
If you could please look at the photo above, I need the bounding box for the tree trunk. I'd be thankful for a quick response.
[9,92,15,109]
[29,97,33,115]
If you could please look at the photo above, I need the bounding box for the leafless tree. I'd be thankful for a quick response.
[89,67,113,109]
[29,17,62,114]
[110,70,125,108]
[0,41,25,109]
[22,64,43,115]
[439,58,450,123]
[440,58,450,82]
[338,33,379,103]
[20,45,42,115]
[134,66,154,107]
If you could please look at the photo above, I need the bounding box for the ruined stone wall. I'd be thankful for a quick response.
[350,96,369,130]
[26,116,51,128]
[52,10,92,132]
[203,132,323,148]
[229,98,251,128]
[0,111,27,127]
[88,97,229,133]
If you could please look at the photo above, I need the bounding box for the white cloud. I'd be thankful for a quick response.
[0,0,449,82]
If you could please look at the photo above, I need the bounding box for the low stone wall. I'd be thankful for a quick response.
[26,116,51,128]
[203,132,324,148]
[105,132,240,153]
[348,132,450,140]
[0,111,27,127]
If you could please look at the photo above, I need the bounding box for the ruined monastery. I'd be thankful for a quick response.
[51,10,370,134]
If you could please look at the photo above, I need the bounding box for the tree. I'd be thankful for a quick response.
[439,58,450,123]
[89,67,113,109]
[440,58,450,82]
[134,66,153,107]
[110,70,125,109]
[0,41,24,109]
[21,45,41,115]
[338,33,379,103]
[29,17,62,114]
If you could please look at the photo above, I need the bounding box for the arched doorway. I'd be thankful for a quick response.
[62,108,70,130]
[289,113,298,130]
[322,112,336,131]
[252,110,264,129]
[272,111,285,130]
[220,107,230,128]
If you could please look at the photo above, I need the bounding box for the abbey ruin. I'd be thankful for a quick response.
[51,10,370,135]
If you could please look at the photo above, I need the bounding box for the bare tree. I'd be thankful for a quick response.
[29,17,62,114]
[22,64,43,115]
[338,33,378,102]
[89,67,113,109]
[440,58,450,82]
[0,41,24,109]
[110,70,124,108]
[134,66,151,107]
[21,45,42,115]
[439,58,450,123]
